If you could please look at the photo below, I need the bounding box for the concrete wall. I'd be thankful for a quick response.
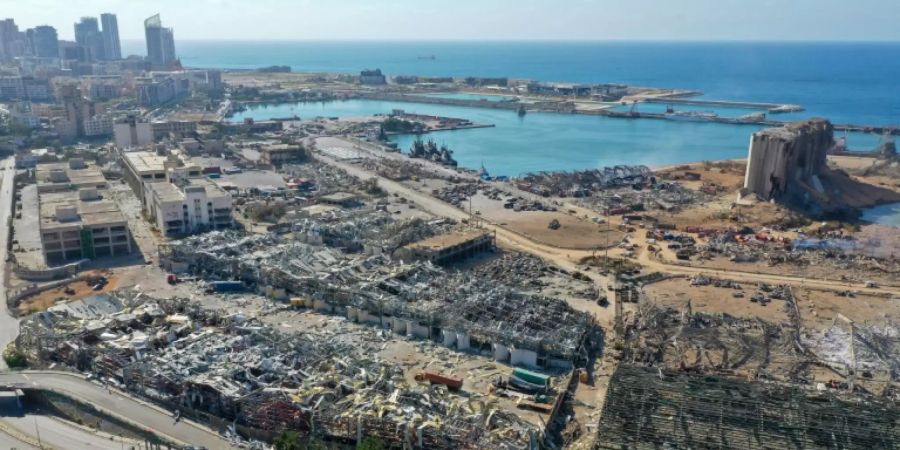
[441,329,456,347]
[510,348,539,368]
[406,322,430,339]
[456,332,470,351]
[493,343,510,362]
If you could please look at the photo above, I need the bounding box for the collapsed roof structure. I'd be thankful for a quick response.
[159,223,593,365]
[17,291,542,449]
[594,290,900,449]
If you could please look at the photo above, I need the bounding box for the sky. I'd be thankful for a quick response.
[2,0,899,42]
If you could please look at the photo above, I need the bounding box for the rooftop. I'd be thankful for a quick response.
[262,143,303,153]
[36,161,107,192]
[39,190,127,231]
[122,151,169,174]
[402,229,490,251]
[148,178,231,203]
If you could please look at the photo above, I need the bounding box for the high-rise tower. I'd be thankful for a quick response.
[100,13,121,60]
[144,14,177,66]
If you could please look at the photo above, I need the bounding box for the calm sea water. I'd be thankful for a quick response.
[124,40,900,125]
[121,40,900,223]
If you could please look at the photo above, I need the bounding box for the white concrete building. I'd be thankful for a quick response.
[121,151,200,205]
[145,169,233,236]
[83,114,113,137]
[36,162,134,265]
[114,116,153,149]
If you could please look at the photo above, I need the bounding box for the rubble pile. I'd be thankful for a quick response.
[161,227,594,364]
[597,284,900,449]
[16,291,540,449]
[472,252,561,287]
[808,322,900,378]
[595,364,900,450]
[432,182,556,212]
[517,165,653,197]
[688,275,741,289]
[292,212,454,252]
[575,181,712,215]
[282,161,361,193]
[700,231,900,279]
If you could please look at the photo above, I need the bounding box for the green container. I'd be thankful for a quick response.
[513,368,549,387]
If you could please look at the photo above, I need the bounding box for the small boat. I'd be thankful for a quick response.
[417,55,436,60]
[517,105,527,117]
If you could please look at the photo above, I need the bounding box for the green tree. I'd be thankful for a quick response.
[3,347,27,368]
[273,431,302,450]
[357,437,386,450]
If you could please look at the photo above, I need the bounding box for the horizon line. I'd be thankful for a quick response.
[118,38,900,44]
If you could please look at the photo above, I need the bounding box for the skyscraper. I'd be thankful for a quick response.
[28,25,59,58]
[144,14,177,67]
[0,18,28,62]
[74,17,105,61]
[100,13,121,60]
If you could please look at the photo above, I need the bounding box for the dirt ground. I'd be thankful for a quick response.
[17,271,119,315]
[644,277,791,323]
[793,287,900,331]
[468,193,624,250]
[644,277,899,334]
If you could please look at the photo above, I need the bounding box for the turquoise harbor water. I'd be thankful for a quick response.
[156,40,900,223]
[232,99,887,176]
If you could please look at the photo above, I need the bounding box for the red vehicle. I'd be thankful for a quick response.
[415,371,463,391]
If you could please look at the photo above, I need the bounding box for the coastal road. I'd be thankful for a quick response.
[0,157,18,370]
[0,371,238,449]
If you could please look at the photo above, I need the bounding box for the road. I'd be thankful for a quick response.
[314,146,900,300]
[0,372,237,449]
[1,412,138,450]
[0,157,18,370]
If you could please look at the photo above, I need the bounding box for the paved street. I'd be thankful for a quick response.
[0,157,19,371]
[0,410,134,450]
[0,372,237,449]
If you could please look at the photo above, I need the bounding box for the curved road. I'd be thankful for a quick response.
[0,372,237,449]
[1,412,140,450]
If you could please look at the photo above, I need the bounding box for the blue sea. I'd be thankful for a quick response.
[123,40,900,125]
[122,40,900,224]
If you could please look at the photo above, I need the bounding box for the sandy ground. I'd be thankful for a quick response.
[793,287,900,331]
[644,277,790,323]
[468,193,624,250]
[17,271,119,315]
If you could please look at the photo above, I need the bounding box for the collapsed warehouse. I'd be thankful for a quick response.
[517,165,653,198]
[15,291,543,449]
[595,292,900,449]
[159,213,594,368]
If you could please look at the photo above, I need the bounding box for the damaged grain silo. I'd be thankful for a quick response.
[743,119,831,202]
[741,119,882,219]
